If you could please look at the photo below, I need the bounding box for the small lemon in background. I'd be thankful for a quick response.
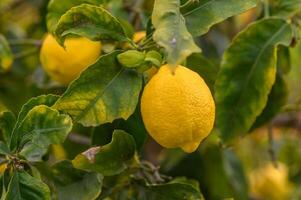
[133,31,146,43]
[40,34,101,85]
[141,64,215,153]
[249,163,293,200]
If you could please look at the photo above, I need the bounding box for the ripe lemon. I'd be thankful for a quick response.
[249,163,293,200]
[141,64,215,153]
[0,163,7,176]
[133,31,146,43]
[40,34,101,85]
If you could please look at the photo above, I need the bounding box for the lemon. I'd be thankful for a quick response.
[141,64,215,153]
[249,163,293,200]
[40,34,101,85]
[133,31,146,43]
[1,57,13,72]
[0,163,7,176]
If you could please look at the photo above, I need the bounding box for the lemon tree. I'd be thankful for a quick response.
[2,0,301,199]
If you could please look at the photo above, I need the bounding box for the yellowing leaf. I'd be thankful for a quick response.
[152,0,200,66]
[54,51,142,127]
[215,18,292,143]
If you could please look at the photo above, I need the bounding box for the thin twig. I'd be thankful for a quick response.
[267,123,278,168]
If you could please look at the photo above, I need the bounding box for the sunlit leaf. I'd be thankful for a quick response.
[12,105,72,162]
[47,0,109,33]
[215,18,292,143]
[13,95,59,133]
[54,51,142,127]
[73,130,136,176]
[152,0,200,66]
[55,4,128,46]
[10,95,60,151]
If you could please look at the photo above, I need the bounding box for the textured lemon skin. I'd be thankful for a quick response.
[141,65,215,153]
[40,34,101,85]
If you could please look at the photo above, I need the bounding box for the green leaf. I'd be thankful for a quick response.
[215,18,292,143]
[270,0,301,18]
[54,51,142,127]
[4,171,51,200]
[0,142,10,156]
[251,73,288,129]
[0,34,13,72]
[183,0,258,36]
[186,53,219,92]
[47,0,109,33]
[10,95,60,151]
[152,0,201,66]
[277,46,291,74]
[0,111,16,145]
[72,130,136,176]
[55,4,128,46]
[145,178,203,200]
[13,95,59,133]
[51,160,103,200]
[12,105,72,162]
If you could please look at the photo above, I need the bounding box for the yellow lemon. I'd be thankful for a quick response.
[249,163,293,200]
[133,31,146,43]
[40,34,101,85]
[1,57,13,72]
[141,65,215,153]
[0,163,7,176]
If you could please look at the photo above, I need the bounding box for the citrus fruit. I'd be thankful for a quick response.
[40,34,101,85]
[249,163,293,200]
[133,31,146,43]
[141,64,215,153]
